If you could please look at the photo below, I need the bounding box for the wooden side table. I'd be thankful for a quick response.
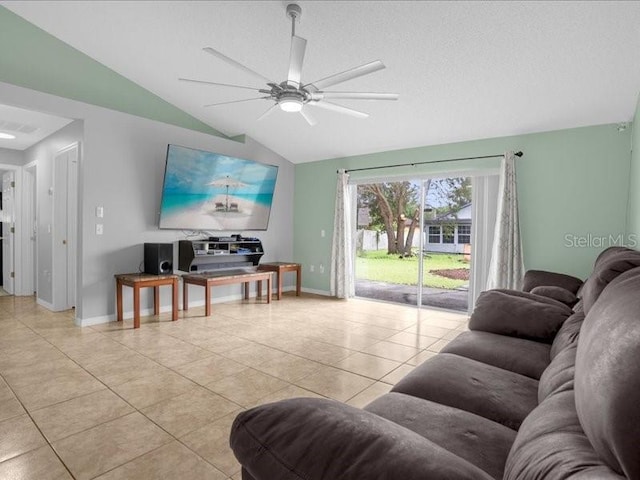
[257,262,302,300]
[183,270,273,317]
[115,273,179,329]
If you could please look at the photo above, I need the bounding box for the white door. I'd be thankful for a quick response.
[22,168,36,295]
[52,144,79,311]
[2,171,15,294]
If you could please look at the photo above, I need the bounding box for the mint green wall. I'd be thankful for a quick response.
[0,6,226,139]
[295,124,632,292]
[627,96,640,238]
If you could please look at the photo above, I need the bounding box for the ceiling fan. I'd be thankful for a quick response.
[179,3,399,126]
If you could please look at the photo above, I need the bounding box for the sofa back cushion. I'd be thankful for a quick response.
[575,266,640,478]
[580,247,640,313]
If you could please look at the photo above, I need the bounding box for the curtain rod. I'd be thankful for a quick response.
[338,151,523,174]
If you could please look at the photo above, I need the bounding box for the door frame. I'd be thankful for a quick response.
[0,163,25,295]
[22,161,37,296]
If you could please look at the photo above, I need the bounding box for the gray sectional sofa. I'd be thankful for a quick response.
[230,246,640,480]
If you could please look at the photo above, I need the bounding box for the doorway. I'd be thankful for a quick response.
[355,176,472,312]
[1,171,15,295]
[52,143,79,311]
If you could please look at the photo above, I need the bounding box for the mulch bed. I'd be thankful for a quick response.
[430,268,470,281]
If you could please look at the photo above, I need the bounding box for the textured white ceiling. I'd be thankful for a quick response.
[0,103,72,151]
[5,1,640,163]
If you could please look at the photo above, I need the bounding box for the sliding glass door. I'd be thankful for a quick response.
[354,176,472,312]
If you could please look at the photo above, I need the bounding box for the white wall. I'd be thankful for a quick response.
[23,120,83,306]
[0,81,295,325]
[0,147,24,165]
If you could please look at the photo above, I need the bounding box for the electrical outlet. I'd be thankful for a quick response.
[96,224,104,235]
[319,264,325,274]
[310,265,315,273]
[96,206,104,218]
[321,229,325,237]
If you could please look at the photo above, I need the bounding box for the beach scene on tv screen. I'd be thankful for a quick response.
[159,145,278,230]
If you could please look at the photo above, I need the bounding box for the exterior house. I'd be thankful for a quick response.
[424,204,472,254]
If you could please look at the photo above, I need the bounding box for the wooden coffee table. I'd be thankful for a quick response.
[257,262,302,300]
[183,269,273,317]
[115,273,179,329]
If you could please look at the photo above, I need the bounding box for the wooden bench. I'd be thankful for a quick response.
[182,269,273,316]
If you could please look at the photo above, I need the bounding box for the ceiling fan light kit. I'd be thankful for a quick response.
[181,3,398,125]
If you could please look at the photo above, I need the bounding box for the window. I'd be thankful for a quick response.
[428,226,441,243]
[458,225,471,244]
[443,225,455,244]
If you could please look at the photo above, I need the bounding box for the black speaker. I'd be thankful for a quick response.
[144,243,173,275]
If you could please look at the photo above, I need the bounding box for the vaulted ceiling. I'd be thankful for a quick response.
[4,1,640,163]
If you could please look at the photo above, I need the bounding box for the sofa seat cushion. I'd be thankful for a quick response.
[231,397,493,480]
[441,331,551,380]
[469,290,572,343]
[504,391,624,480]
[391,353,539,430]
[538,343,576,402]
[366,392,516,479]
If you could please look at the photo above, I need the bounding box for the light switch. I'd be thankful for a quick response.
[96,224,104,235]
[96,206,104,218]
[321,230,325,237]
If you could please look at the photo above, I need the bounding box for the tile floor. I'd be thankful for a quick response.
[0,293,468,479]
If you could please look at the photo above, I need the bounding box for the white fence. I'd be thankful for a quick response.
[356,229,421,252]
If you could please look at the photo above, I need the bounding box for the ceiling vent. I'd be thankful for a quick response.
[0,120,40,134]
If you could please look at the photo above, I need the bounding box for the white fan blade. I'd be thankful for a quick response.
[308,101,369,119]
[257,104,278,121]
[304,60,385,90]
[287,35,307,87]
[204,97,269,108]
[313,92,399,101]
[179,78,262,91]
[203,47,273,84]
[300,108,317,126]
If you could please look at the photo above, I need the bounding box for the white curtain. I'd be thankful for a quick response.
[330,170,355,298]
[486,152,524,290]
[470,174,500,309]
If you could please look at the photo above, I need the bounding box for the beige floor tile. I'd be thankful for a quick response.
[94,441,227,480]
[427,338,452,353]
[192,334,255,353]
[285,340,354,365]
[333,352,401,380]
[206,368,290,407]
[0,395,25,422]
[402,323,453,338]
[380,364,416,385]
[52,412,172,480]
[346,382,392,408]
[247,384,325,408]
[1,358,85,390]
[0,445,72,480]
[294,365,374,402]
[173,354,248,386]
[181,412,242,477]
[83,354,169,387]
[140,344,216,368]
[11,370,106,411]
[31,389,134,442]
[360,340,421,363]
[221,343,289,367]
[442,329,463,340]
[253,354,323,382]
[419,317,465,329]
[406,349,437,366]
[385,331,440,349]
[141,387,239,438]
[0,414,47,463]
[110,370,197,409]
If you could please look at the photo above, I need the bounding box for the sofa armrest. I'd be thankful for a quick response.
[522,270,583,294]
[231,398,493,480]
[469,290,572,343]
[530,286,577,306]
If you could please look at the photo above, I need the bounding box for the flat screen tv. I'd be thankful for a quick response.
[159,144,278,231]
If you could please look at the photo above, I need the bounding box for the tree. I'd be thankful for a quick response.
[359,181,421,255]
[358,177,471,257]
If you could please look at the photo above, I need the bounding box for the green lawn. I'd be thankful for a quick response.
[356,250,470,289]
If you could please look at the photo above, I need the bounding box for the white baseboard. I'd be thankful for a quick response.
[36,297,55,310]
[301,287,331,296]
